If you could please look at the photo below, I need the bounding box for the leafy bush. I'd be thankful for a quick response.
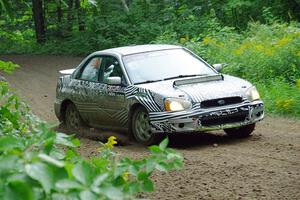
[256,79,300,117]
[0,68,183,199]
[184,22,300,84]
[155,21,300,118]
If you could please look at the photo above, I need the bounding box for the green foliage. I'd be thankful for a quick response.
[256,80,300,117]
[0,60,19,74]
[187,22,300,84]
[154,21,300,118]
[0,82,183,200]
[1,0,299,55]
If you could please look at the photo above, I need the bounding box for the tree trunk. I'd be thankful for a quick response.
[57,0,62,23]
[32,0,46,43]
[75,0,85,31]
[67,0,74,32]
[56,0,63,36]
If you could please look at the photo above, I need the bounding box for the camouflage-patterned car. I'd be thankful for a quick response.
[55,45,264,145]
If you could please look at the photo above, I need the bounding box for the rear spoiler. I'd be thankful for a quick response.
[59,68,75,75]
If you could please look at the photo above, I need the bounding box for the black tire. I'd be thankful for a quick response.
[131,107,164,145]
[224,123,256,138]
[64,103,84,130]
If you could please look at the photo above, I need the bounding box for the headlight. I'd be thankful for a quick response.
[164,98,192,112]
[245,86,260,101]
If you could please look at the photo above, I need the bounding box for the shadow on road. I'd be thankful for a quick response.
[55,124,257,149]
[167,132,254,148]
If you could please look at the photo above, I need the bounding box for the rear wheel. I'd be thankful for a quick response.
[224,123,255,138]
[64,103,83,130]
[131,107,163,145]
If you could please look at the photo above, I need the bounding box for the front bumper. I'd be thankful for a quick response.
[149,101,264,133]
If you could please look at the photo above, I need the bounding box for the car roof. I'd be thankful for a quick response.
[96,44,182,56]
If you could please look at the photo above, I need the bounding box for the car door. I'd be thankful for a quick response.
[70,56,107,125]
[94,56,128,128]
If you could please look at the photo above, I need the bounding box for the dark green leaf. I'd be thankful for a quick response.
[0,155,19,176]
[137,171,150,181]
[55,179,83,190]
[25,162,55,194]
[149,146,161,154]
[52,193,79,200]
[80,190,97,200]
[127,182,140,194]
[142,178,154,192]
[101,186,124,200]
[155,162,171,172]
[92,174,109,187]
[72,161,94,186]
[0,136,23,151]
[4,180,33,200]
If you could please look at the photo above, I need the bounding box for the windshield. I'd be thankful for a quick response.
[122,48,217,84]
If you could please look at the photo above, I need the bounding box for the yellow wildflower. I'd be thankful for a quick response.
[179,37,187,44]
[202,37,216,45]
[104,136,117,149]
[234,43,251,55]
[255,44,264,51]
[276,37,291,47]
[179,35,189,44]
[264,48,274,56]
[122,172,129,181]
[276,99,294,111]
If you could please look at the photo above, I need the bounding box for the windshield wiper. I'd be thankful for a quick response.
[135,79,163,85]
[163,74,207,81]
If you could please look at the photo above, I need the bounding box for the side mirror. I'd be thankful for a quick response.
[106,76,121,85]
[212,64,223,72]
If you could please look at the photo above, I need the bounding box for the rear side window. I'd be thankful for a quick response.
[80,57,103,81]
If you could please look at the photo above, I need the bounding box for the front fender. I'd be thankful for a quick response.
[125,85,164,112]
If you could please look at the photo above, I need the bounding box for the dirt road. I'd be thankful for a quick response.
[1,55,300,200]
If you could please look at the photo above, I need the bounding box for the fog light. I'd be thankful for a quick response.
[256,111,262,117]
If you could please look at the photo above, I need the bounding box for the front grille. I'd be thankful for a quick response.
[201,114,247,126]
[200,97,243,108]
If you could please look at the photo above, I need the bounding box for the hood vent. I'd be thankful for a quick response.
[173,74,223,86]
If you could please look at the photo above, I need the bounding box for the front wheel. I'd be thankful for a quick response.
[224,123,256,138]
[131,107,164,145]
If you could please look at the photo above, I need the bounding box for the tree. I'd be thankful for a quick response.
[67,0,74,32]
[75,0,85,31]
[32,0,46,43]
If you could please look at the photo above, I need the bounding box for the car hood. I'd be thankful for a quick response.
[136,74,252,102]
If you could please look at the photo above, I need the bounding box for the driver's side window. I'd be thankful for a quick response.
[100,57,126,85]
